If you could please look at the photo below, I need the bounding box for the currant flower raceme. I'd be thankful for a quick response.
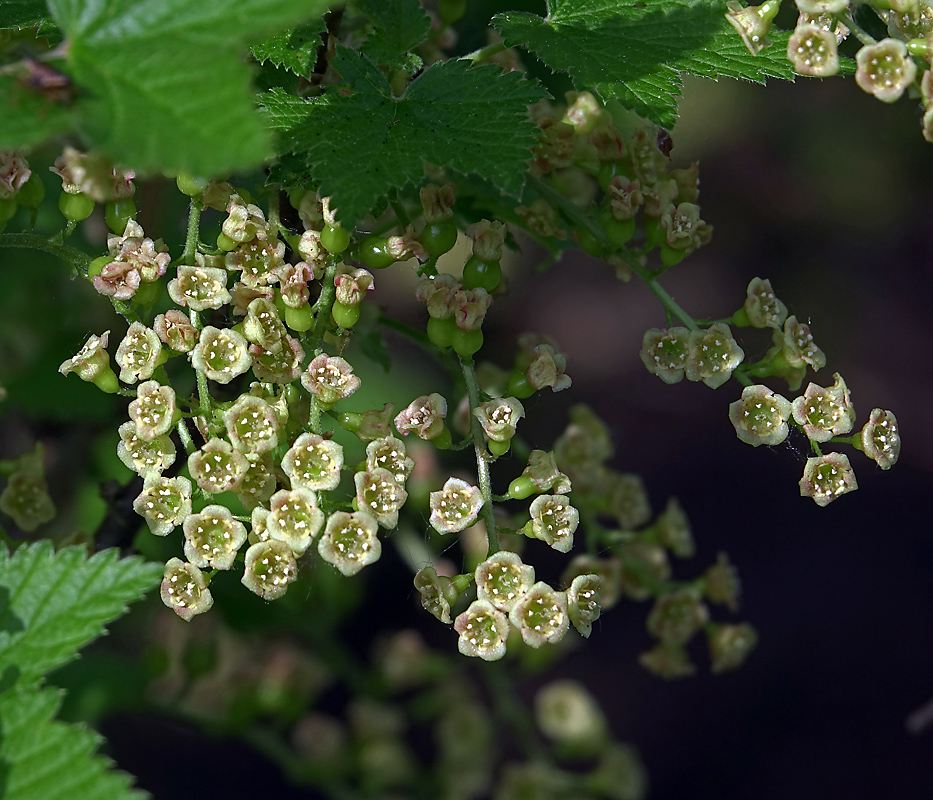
[301,355,361,408]
[154,310,199,353]
[318,511,382,576]
[226,237,287,287]
[365,436,414,486]
[355,468,408,529]
[567,573,601,638]
[0,467,55,532]
[527,494,579,553]
[133,475,192,536]
[266,488,326,555]
[563,555,623,610]
[781,315,826,372]
[183,505,248,570]
[736,278,787,329]
[128,380,177,441]
[799,452,858,506]
[188,438,248,494]
[238,453,276,510]
[242,297,287,351]
[116,322,163,384]
[509,582,570,649]
[475,551,535,613]
[704,553,742,611]
[646,590,709,645]
[508,450,572,500]
[250,335,304,384]
[526,345,572,392]
[59,331,119,393]
[787,22,840,77]
[429,477,484,534]
[473,397,525,443]
[167,265,230,311]
[605,472,651,529]
[640,327,691,384]
[655,498,695,559]
[619,541,671,600]
[117,421,176,477]
[791,373,855,442]
[242,539,298,600]
[725,1,781,55]
[858,408,900,470]
[708,623,759,674]
[395,393,448,440]
[729,384,793,446]
[454,600,510,661]
[223,394,279,454]
[855,38,917,103]
[414,566,455,624]
[0,150,30,199]
[282,432,344,491]
[795,0,848,12]
[161,558,213,621]
[685,323,744,389]
[639,641,697,679]
[191,326,251,384]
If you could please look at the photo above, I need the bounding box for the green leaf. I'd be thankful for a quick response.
[251,17,326,77]
[358,0,431,70]
[0,542,161,688]
[264,46,546,226]
[494,0,794,129]
[31,0,332,175]
[0,0,52,29]
[0,687,145,800]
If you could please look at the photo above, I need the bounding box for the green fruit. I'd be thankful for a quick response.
[507,370,534,399]
[439,0,467,24]
[600,212,636,246]
[176,173,209,197]
[59,192,94,222]
[576,225,609,258]
[508,475,535,500]
[217,232,237,252]
[359,236,395,269]
[17,173,46,208]
[462,256,501,292]
[643,216,665,249]
[660,243,688,267]
[133,280,162,307]
[421,221,458,256]
[285,303,314,332]
[0,197,17,224]
[332,301,360,328]
[321,224,350,254]
[452,327,483,357]
[87,256,112,279]
[105,198,137,234]
[488,438,510,456]
[426,315,457,348]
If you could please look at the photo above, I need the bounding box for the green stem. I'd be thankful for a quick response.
[462,41,506,64]
[176,418,196,455]
[178,198,203,265]
[0,231,93,275]
[0,522,17,551]
[843,9,877,46]
[310,256,339,354]
[377,314,432,348]
[461,356,499,556]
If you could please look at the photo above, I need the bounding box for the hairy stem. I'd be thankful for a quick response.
[0,231,93,275]
[461,356,499,556]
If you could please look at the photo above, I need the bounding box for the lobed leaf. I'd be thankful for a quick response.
[265,46,546,226]
[251,18,326,77]
[358,0,431,70]
[0,687,145,800]
[0,0,52,29]
[5,0,333,174]
[0,542,161,688]
[494,0,794,128]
